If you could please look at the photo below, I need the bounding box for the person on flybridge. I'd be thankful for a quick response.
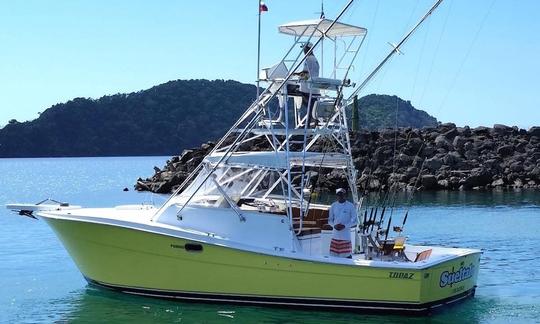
[328,188,358,258]
[293,42,320,127]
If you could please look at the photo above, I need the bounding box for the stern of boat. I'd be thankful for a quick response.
[417,247,481,309]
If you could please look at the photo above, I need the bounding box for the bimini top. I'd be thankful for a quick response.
[278,19,367,38]
[205,151,349,169]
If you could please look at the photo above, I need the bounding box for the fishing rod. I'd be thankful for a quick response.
[376,205,387,232]
[359,158,376,232]
[367,187,383,233]
[367,204,376,232]
[347,0,445,101]
[375,189,391,231]
[362,209,368,233]
[399,211,409,232]
[384,215,392,242]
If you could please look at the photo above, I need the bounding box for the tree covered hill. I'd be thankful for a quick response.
[356,94,437,129]
[0,79,437,157]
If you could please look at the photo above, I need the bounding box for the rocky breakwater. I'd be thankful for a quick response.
[135,124,540,194]
[348,124,540,192]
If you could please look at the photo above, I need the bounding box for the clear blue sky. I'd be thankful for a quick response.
[0,0,538,128]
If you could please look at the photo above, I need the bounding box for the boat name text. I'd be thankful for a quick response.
[388,272,414,279]
[439,264,475,288]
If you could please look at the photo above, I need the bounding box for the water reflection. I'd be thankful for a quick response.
[366,190,540,207]
[52,286,490,324]
[313,190,540,209]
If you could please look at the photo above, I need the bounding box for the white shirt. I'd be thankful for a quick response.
[299,54,320,94]
[328,200,358,241]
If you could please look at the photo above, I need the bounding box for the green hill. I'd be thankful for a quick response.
[0,80,438,157]
[356,94,437,129]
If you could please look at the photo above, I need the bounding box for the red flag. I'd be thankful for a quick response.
[259,1,268,12]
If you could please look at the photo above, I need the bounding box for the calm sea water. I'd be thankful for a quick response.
[0,157,539,323]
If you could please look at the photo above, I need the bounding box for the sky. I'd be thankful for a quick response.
[0,0,539,128]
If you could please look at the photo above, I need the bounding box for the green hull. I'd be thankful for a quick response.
[45,217,480,313]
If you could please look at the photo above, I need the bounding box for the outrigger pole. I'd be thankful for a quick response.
[347,0,444,101]
[256,1,262,99]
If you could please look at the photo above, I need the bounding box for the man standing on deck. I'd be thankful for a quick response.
[293,42,320,127]
[328,188,358,258]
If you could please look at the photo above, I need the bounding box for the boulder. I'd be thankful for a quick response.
[353,157,366,170]
[453,136,466,149]
[529,126,540,137]
[435,134,452,149]
[457,126,471,137]
[477,140,495,152]
[472,126,490,135]
[532,167,540,180]
[463,167,493,188]
[464,150,479,161]
[428,131,441,140]
[513,178,524,188]
[492,124,513,135]
[397,153,414,167]
[368,178,381,190]
[515,140,528,153]
[437,179,449,189]
[440,122,457,129]
[483,158,501,171]
[509,161,524,173]
[497,145,514,157]
[179,149,195,163]
[421,175,438,190]
[443,127,458,139]
[421,145,436,157]
[405,137,424,155]
[380,128,398,139]
[425,157,443,171]
[443,151,462,166]
[491,178,505,187]
[405,166,419,178]
[200,143,212,150]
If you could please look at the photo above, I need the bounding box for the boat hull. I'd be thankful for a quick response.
[44,217,480,314]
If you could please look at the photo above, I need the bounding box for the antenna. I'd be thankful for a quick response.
[256,0,263,100]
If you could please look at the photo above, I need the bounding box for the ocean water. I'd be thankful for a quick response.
[0,157,538,323]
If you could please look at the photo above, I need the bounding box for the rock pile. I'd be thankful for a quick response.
[135,124,540,193]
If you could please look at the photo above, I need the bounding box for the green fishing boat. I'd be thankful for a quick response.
[7,0,480,314]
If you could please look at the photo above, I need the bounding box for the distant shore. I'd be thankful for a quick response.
[135,124,540,194]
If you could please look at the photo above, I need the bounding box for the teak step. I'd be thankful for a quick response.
[296,227,322,236]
